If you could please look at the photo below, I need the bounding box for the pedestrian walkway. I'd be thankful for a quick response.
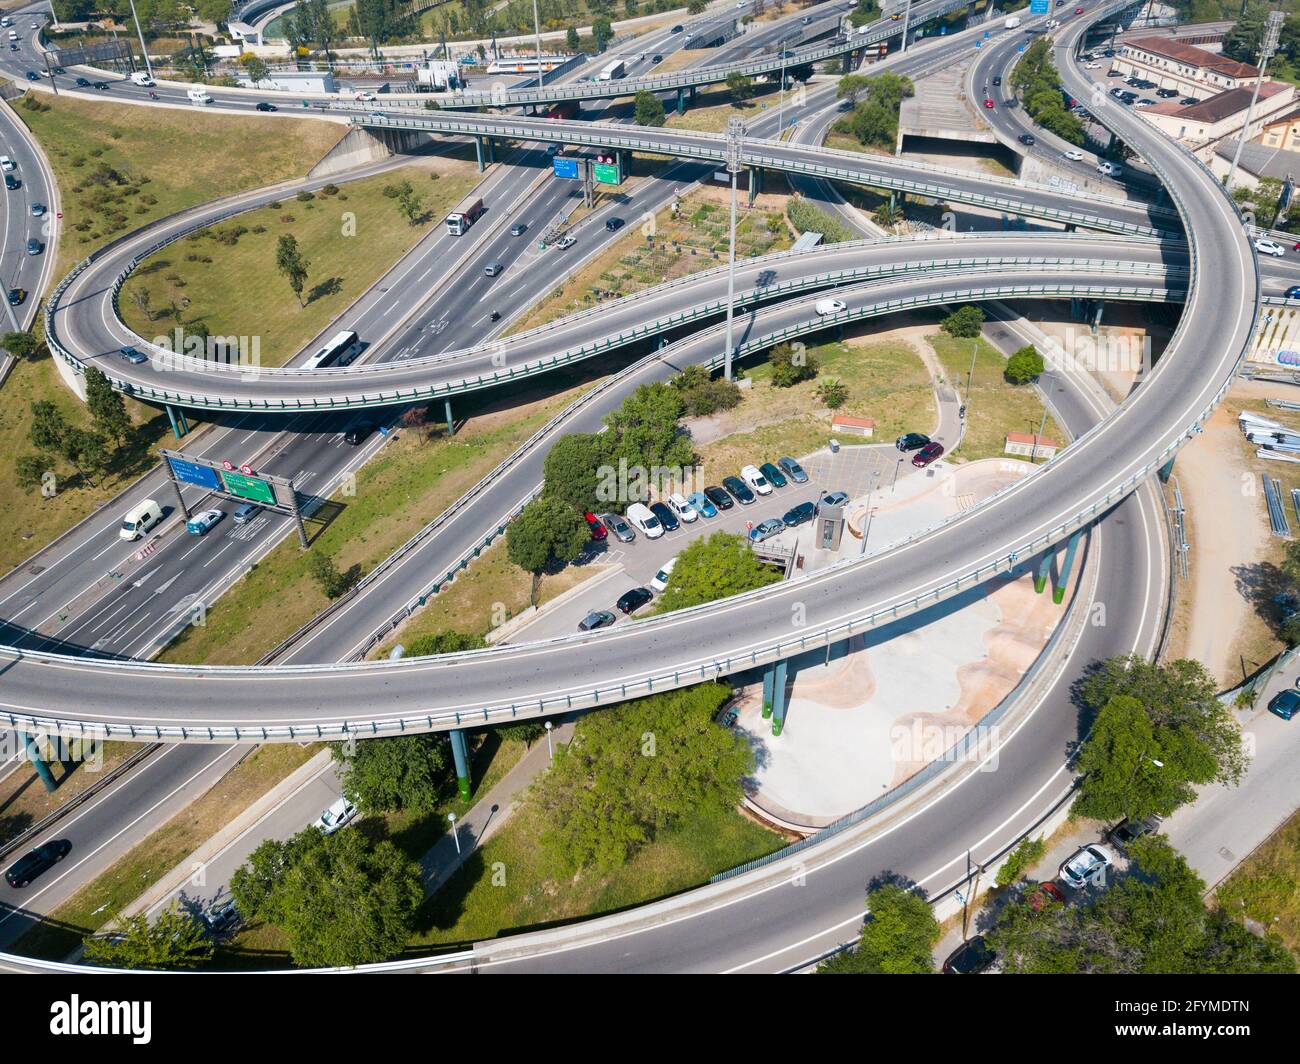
[421,721,575,894]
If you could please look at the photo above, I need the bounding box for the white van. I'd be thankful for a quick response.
[625,502,663,539]
[0,156,13,172]
[667,491,698,523]
[650,556,678,593]
[129,70,155,87]
[119,498,162,541]
[1,17,12,27]
[7,30,17,41]
[740,464,773,496]
[187,87,213,105]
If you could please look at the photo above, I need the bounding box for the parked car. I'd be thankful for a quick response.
[4,839,72,888]
[703,485,734,511]
[232,503,261,525]
[601,512,635,542]
[201,898,241,938]
[667,491,698,522]
[616,586,653,614]
[1156,87,1178,98]
[740,464,772,496]
[1059,844,1114,888]
[896,432,930,451]
[315,797,358,835]
[185,508,224,536]
[1024,880,1066,911]
[783,501,816,527]
[625,502,664,539]
[778,456,808,483]
[1018,132,1036,146]
[584,512,607,541]
[817,491,849,512]
[758,461,787,489]
[1107,815,1161,851]
[650,557,677,593]
[941,935,996,974]
[749,518,785,543]
[578,609,616,631]
[1267,687,1300,720]
[722,475,755,504]
[686,490,717,518]
[912,442,945,467]
[649,500,679,532]
[1255,237,1286,258]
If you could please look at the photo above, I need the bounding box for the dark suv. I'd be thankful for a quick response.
[5,839,72,888]
[343,421,375,445]
[896,432,930,451]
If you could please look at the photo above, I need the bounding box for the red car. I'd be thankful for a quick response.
[1025,881,1066,912]
[584,512,607,540]
[1074,5,1084,11]
[912,441,945,467]
[983,97,995,109]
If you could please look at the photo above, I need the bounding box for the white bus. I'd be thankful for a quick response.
[598,59,626,81]
[304,330,361,369]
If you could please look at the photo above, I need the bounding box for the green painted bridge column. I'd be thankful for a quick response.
[444,398,454,437]
[1034,550,1052,595]
[761,664,775,719]
[1053,530,1083,605]
[23,732,56,793]
[676,86,686,114]
[450,727,471,801]
[747,166,761,206]
[475,136,494,171]
[165,404,189,439]
[771,658,789,737]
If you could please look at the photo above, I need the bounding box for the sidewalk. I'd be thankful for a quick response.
[422,721,575,894]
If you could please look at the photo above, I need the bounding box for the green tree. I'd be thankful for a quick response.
[1004,345,1045,385]
[240,52,271,86]
[687,0,707,12]
[14,453,53,494]
[332,733,451,814]
[231,828,422,968]
[655,532,783,613]
[726,71,754,105]
[543,432,609,514]
[634,89,666,127]
[566,26,580,50]
[672,364,742,416]
[1075,656,1249,823]
[848,0,879,27]
[593,15,612,50]
[767,341,818,387]
[84,366,132,445]
[306,550,351,598]
[602,380,693,477]
[533,683,752,874]
[940,305,984,339]
[275,233,310,307]
[2,330,42,360]
[995,835,1047,888]
[819,884,940,973]
[506,495,591,600]
[83,904,215,970]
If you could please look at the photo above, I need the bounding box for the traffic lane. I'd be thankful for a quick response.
[0,742,245,949]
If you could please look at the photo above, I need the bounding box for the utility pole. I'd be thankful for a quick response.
[126,0,153,79]
[723,117,745,381]
[900,0,913,54]
[1226,8,1283,191]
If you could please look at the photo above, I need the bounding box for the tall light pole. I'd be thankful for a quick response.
[900,0,913,55]
[447,812,461,855]
[1227,8,1283,192]
[532,0,545,89]
[544,720,554,764]
[723,117,745,381]
[776,34,797,137]
[127,0,153,79]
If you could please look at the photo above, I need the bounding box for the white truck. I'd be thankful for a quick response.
[1005,16,1022,28]
[187,87,213,104]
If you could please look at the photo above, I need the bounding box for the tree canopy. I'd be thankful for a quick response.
[333,732,452,814]
[818,884,940,974]
[83,905,214,970]
[655,532,783,613]
[506,495,591,576]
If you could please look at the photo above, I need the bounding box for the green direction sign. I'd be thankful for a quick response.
[593,162,620,186]
[219,470,276,504]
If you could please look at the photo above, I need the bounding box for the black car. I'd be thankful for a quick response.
[1106,815,1160,851]
[510,222,527,236]
[93,81,109,90]
[671,24,683,32]
[7,287,25,306]
[75,76,90,87]
[4,173,19,190]
[942,935,996,975]
[616,587,652,614]
[703,485,734,511]
[26,238,41,256]
[649,501,679,532]
[343,421,375,445]
[721,475,755,504]
[652,54,663,63]
[992,75,1001,86]
[24,70,37,81]
[782,501,816,527]
[1018,133,1036,146]
[5,839,72,888]
[1156,87,1178,98]
[605,217,625,232]
[256,101,278,111]
[896,432,930,451]
[777,455,808,483]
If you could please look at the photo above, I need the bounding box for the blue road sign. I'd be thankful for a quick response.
[167,456,221,491]
[552,157,579,180]
[1030,0,1050,11]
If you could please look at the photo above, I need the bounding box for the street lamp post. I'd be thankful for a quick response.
[1227,9,1283,191]
[775,34,797,137]
[532,0,545,90]
[447,812,460,855]
[723,117,745,381]
[900,0,913,55]
[544,719,554,764]
[126,0,153,79]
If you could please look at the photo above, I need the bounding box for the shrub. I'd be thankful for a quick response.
[816,378,848,409]
[940,305,984,339]
[768,342,818,387]
[1005,345,1045,385]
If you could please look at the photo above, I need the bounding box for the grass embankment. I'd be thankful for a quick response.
[119,164,478,368]
[15,743,321,961]
[157,370,603,666]
[510,186,794,333]
[928,333,1066,462]
[0,737,134,847]
[1217,807,1300,957]
[0,96,342,570]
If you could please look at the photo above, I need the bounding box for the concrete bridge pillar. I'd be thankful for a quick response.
[676,86,686,114]
[449,727,471,801]
[475,135,495,171]
[770,658,789,737]
[761,664,775,719]
[444,398,455,437]
[747,166,762,206]
[1052,529,1083,605]
[23,733,56,793]
[165,404,189,439]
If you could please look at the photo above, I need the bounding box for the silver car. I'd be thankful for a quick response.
[601,512,635,543]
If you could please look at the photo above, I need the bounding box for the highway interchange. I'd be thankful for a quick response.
[0,0,1285,972]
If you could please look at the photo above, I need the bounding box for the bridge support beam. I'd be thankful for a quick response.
[747,166,761,206]
[676,87,686,114]
[770,658,789,737]
[1158,456,1175,483]
[1091,299,1104,335]
[761,664,775,719]
[449,727,471,801]
[444,398,454,437]
[23,732,56,793]
[1052,529,1083,605]
[1034,549,1052,595]
[165,404,189,439]
[475,136,495,171]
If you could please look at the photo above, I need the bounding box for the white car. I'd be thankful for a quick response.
[1096,161,1122,177]
[650,556,678,593]
[315,797,358,835]
[1062,149,1084,162]
[555,234,576,249]
[740,464,773,496]
[1059,843,1114,888]
[815,298,847,315]
[0,155,13,172]
[667,491,698,523]
[1255,237,1286,257]
[1084,61,1101,68]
